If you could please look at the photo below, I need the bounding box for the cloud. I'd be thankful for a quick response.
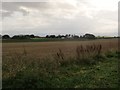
[1,0,119,36]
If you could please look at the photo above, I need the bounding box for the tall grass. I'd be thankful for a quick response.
[76,44,102,58]
[52,44,103,66]
[75,44,102,64]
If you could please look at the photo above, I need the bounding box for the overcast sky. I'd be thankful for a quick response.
[1,0,119,36]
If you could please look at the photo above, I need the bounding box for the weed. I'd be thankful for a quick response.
[75,44,102,64]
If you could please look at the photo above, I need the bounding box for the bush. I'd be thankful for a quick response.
[2,35,10,39]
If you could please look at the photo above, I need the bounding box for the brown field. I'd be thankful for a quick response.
[2,39,118,59]
[2,39,119,88]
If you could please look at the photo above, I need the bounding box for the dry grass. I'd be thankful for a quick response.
[2,39,118,75]
[76,44,102,62]
[2,39,119,88]
[2,39,118,59]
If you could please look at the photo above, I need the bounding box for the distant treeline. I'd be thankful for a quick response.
[0,33,119,40]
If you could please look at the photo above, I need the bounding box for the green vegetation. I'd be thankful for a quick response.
[2,38,95,43]
[2,38,63,43]
[2,44,119,88]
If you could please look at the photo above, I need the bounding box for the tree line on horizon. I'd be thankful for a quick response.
[0,33,118,40]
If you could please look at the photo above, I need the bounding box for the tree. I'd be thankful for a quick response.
[83,33,95,39]
[56,35,61,38]
[80,35,83,38]
[11,35,22,39]
[46,35,50,38]
[11,35,30,39]
[2,35,10,39]
[56,35,65,38]
[30,34,35,38]
[65,34,71,38]
[49,35,56,38]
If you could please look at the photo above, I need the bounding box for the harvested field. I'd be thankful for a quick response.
[2,39,118,59]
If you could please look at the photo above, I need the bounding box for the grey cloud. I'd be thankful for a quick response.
[2,2,27,17]
[2,1,85,18]
[95,10,117,21]
[2,2,49,17]
[2,1,118,36]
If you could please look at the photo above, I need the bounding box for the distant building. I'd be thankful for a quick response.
[61,37,65,39]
